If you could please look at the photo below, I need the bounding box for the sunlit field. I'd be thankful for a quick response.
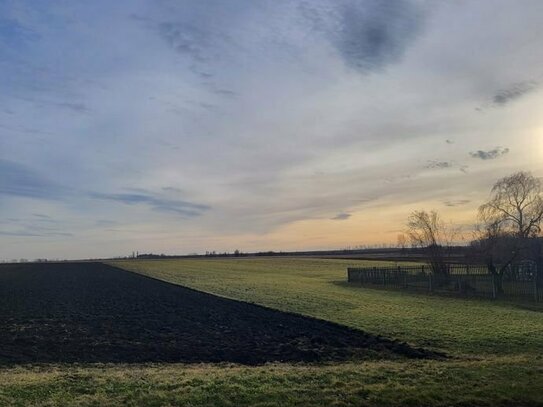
[113,257,543,356]
[1,257,541,406]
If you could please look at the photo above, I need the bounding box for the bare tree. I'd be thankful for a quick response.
[406,210,457,276]
[471,220,519,295]
[476,171,543,292]
[479,171,543,238]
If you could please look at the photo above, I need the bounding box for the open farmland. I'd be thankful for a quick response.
[0,257,542,406]
[113,257,543,356]
[0,262,432,365]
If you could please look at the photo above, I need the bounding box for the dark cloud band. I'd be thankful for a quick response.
[469,147,509,160]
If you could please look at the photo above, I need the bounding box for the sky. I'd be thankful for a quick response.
[1,0,543,260]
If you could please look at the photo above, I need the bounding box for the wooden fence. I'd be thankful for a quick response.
[347,264,542,302]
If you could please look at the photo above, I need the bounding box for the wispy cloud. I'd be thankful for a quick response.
[332,0,425,73]
[0,160,209,219]
[469,147,509,160]
[14,96,91,114]
[95,219,118,227]
[149,0,426,79]
[0,159,65,199]
[0,216,74,238]
[90,192,210,218]
[162,186,184,193]
[213,88,238,97]
[158,22,219,64]
[492,81,538,106]
[443,199,470,207]
[425,160,453,169]
[331,212,351,220]
[0,230,73,237]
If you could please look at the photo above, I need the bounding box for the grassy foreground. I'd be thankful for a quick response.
[1,257,542,406]
[0,358,541,406]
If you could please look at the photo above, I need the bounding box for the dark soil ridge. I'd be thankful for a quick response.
[0,262,443,365]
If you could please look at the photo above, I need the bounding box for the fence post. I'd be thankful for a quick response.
[347,268,351,283]
[428,273,433,292]
[360,269,363,286]
[534,273,539,302]
[491,274,497,300]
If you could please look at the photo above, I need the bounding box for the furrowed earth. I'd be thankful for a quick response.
[0,262,436,365]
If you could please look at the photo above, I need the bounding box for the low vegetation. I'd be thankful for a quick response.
[113,257,543,356]
[1,358,541,407]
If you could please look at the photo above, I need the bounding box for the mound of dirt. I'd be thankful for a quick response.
[0,262,441,365]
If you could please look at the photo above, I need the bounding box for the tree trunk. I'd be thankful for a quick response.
[487,262,504,295]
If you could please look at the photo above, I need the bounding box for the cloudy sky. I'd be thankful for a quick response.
[1,0,543,260]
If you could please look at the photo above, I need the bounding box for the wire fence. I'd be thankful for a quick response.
[347,264,542,302]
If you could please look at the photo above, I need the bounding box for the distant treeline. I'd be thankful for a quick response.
[132,246,469,262]
[1,246,470,264]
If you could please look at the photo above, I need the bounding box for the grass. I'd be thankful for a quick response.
[1,257,542,406]
[111,257,543,356]
[0,358,542,407]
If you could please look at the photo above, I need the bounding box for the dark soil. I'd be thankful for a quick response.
[0,262,440,365]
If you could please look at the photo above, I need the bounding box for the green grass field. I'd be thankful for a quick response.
[1,257,542,406]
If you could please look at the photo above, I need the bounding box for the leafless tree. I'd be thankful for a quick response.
[471,220,519,295]
[406,210,457,276]
[479,171,543,238]
[476,171,543,290]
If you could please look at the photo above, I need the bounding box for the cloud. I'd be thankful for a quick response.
[0,216,74,238]
[15,96,91,114]
[213,88,238,97]
[0,159,65,199]
[162,186,184,193]
[469,147,509,160]
[384,173,412,183]
[443,199,470,207]
[32,213,51,219]
[0,230,73,237]
[158,22,217,63]
[90,191,210,218]
[55,102,90,113]
[151,0,425,79]
[492,81,538,106]
[0,160,208,219]
[330,0,424,72]
[94,219,118,227]
[0,231,41,237]
[425,160,452,169]
[331,212,351,220]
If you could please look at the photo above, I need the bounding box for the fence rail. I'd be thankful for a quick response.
[347,265,542,302]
